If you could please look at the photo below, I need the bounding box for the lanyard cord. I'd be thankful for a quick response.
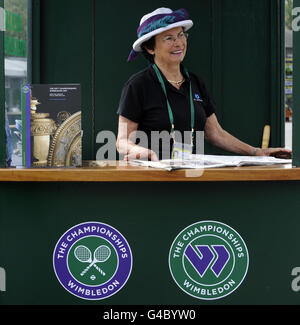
[152,64,195,146]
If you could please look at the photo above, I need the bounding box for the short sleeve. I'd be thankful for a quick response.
[117,81,143,123]
[191,73,216,117]
[200,81,216,117]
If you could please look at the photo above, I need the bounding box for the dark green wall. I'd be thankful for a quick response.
[0,181,299,304]
[211,0,284,149]
[33,0,93,160]
[32,0,284,159]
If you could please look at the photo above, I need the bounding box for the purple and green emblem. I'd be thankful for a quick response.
[169,220,249,300]
[53,222,132,300]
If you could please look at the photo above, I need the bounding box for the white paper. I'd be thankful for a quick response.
[129,154,292,171]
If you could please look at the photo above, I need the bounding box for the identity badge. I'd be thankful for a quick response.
[171,142,193,160]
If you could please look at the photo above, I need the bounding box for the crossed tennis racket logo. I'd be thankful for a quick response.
[74,245,111,277]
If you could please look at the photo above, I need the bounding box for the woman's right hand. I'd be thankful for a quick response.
[123,146,159,161]
[255,147,292,159]
[116,116,158,161]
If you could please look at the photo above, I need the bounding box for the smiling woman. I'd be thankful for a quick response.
[116,7,292,161]
[141,28,188,67]
[148,28,188,79]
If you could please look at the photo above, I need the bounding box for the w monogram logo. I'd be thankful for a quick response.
[169,221,249,300]
[185,245,230,277]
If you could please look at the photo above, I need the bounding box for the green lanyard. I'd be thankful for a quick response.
[152,64,195,146]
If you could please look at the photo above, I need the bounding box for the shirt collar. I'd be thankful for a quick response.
[149,63,191,84]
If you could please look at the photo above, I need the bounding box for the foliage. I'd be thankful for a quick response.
[285,0,293,30]
[4,0,27,39]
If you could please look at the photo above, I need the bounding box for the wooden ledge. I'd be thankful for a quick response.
[0,161,297,182]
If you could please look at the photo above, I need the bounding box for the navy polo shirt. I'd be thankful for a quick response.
[117,64,216,157]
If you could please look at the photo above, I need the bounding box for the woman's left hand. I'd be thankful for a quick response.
[255,148,292,159]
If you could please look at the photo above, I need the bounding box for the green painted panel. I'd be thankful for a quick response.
[270,0,285,147]
[37,0,93,160]
[0,181,299,304]
[206,0,284,153]
[219,0,283,147]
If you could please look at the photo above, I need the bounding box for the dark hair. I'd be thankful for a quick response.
[141,36,156,63]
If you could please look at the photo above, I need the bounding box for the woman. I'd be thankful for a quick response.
[116,7,291,161]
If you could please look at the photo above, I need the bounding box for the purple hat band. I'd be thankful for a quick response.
[127,8,191,62]
[137,9,189,38]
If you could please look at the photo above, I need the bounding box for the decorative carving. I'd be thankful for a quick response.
[30,98,57,167]
[47,111,82,167]
[30,115,57,136]
[57,111,71,126]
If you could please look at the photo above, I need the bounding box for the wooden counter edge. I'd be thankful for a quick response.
[0,164,298,182]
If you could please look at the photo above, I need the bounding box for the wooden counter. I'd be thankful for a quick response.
[1,161,299,305]
[0,161,297,182]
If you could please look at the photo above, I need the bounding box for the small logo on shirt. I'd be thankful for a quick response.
[193,94,203,102]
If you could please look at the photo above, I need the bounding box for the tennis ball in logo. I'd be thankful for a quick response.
[169,220,249,300]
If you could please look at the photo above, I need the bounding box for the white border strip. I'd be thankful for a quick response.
[0,7,5,32]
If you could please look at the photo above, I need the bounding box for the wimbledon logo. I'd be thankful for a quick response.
[53,221,132,300]
[169,220,249,300]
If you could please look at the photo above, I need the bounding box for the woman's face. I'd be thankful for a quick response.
[149,27,187,66]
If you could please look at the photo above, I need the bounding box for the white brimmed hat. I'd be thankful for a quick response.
[128,8,193,61]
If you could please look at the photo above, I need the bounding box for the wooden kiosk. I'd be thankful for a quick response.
[1,0,300,305]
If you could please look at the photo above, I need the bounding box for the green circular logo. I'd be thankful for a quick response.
[22,85,29,93]
[68,236,118,286]
[169,220,249,300]
[53,222,132,300]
